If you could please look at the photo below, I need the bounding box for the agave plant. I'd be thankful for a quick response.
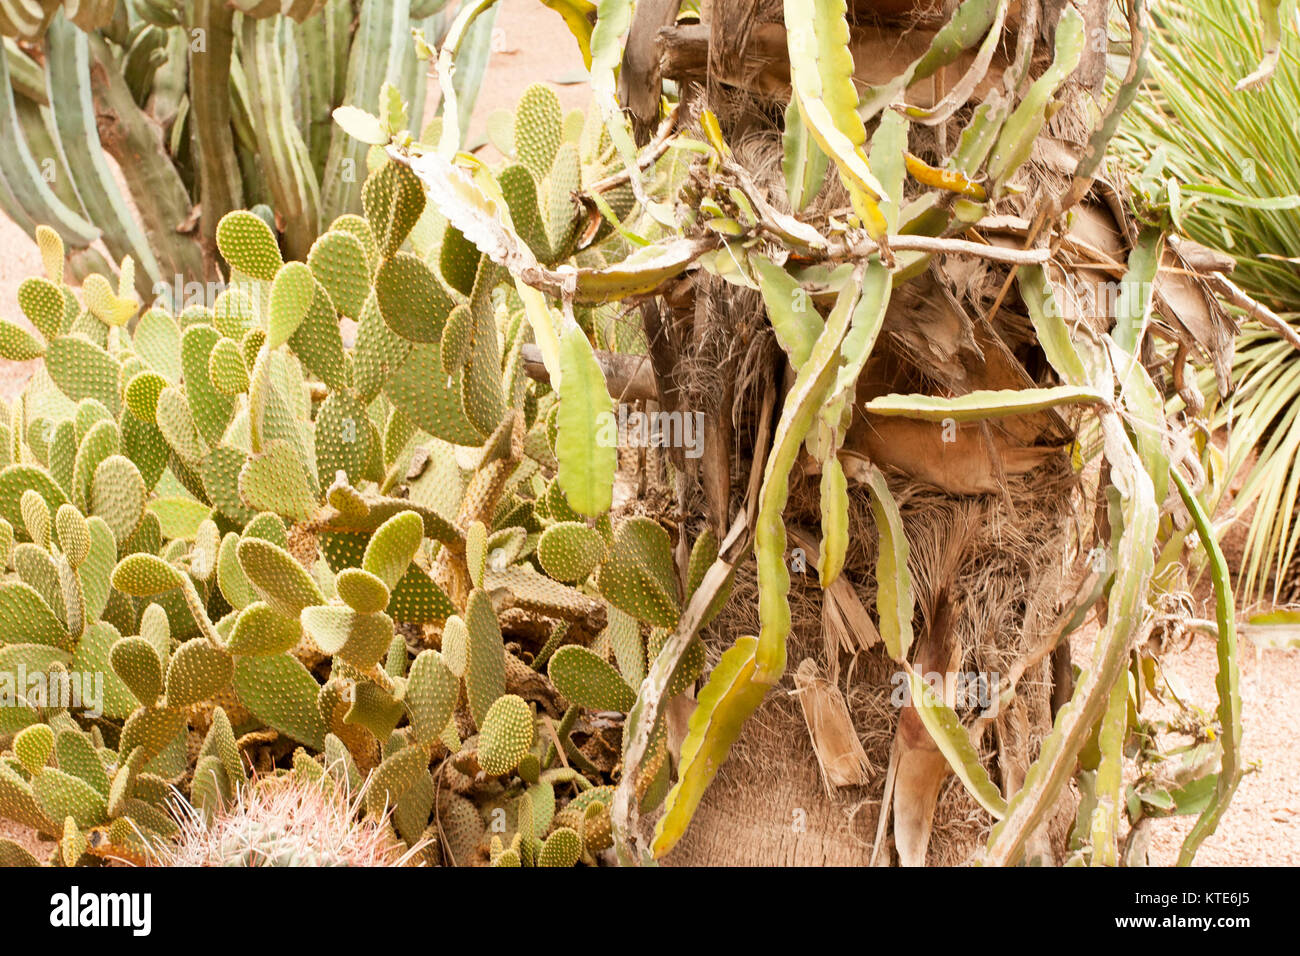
[1115,0,1300,603]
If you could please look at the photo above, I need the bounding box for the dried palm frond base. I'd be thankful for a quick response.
[661,461,1089,866]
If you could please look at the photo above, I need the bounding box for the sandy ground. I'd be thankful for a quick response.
[1,0,1296,867]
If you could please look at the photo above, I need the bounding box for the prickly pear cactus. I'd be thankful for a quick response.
[0,103,691,867]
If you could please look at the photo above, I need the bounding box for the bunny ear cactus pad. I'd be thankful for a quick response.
[478,694,534,775]
[54,504,89,570]
[165,639,234,708]
[238,440,319,522]
[208,338,251,394]
[465,588,506,728]
[232,654,326,749]
[362,510,424,591]
[548,645,637,712]
[0,322,45,361]
[362,160,426,259]
[308,230,370,320]
[228,602,303,656]
[17,277,65,342]
[267,261,316,349]
[315,392,371,488]
[109,636,163,706]
[45,335,120,415]
[598,517,681,628]
[514,84,563,184]
[20,489,50,548]
[112,553,185,597]
[538,521,605,583]
[375,253,454,343]
[235,537,326,619]
[335,568,390,614]
[406,649,459,746]
[300,605,394,671]
[216,211,284,281]
[90,455,146,543]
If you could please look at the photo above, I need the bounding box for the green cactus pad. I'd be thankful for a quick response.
[364,744,429,819]
[243,512,288,547]
[0,321,45,361]
[232,653,326,749]
[466,520,487,590]
[216,210,284,281]
[478,694,534,776]
[72,418,121,510]
[16,277,65,342]
[362,159,426,259]
[597,517,681,629]
[202,445,258,526]
[131,308,183,384]
[514,84,563,184]
[308,230,370,320]
[181,325,236,446]
[548,645,637,712]
[464,587,506,728]
[288,279,349,391]
[33,769,107,829]
[438,225,481,297]
[329,214,379,270]
[54,730,109,796]
[353,290,412,404]
[498,164,551,262]
[0,466,68,543]
[13,724,54,775]
[228,601,303,656]
[54,504,89,569]
[119,409,169,492]
[267,261,315,349]
[440,303,475,376]
[123,371,167,425]
[208,337,250,394]
[238,440,319,522]
[361,510,424,592]
[111,553,184,597]
[342,680,405,740]
[212,288,259,341]
[156,385,207,469]
[383,342,482,446]
[0,582,70,650]
[45,334,120,415]
[119,706,188,766]
[441,615,468,677]
[335,568,390,614]
[538,521,605,583]
[537,826,582,867]
[235,537,325,619]
[315,392,371,489]
[406,649,459,746]
[110,635,164,706]
[19,488,49,548]
[164,638,233,708]
[301,605,394,670]
[90,454,146,543]
[375,252,455,344]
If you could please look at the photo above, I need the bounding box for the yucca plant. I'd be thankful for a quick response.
[1115,0,1300,603]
